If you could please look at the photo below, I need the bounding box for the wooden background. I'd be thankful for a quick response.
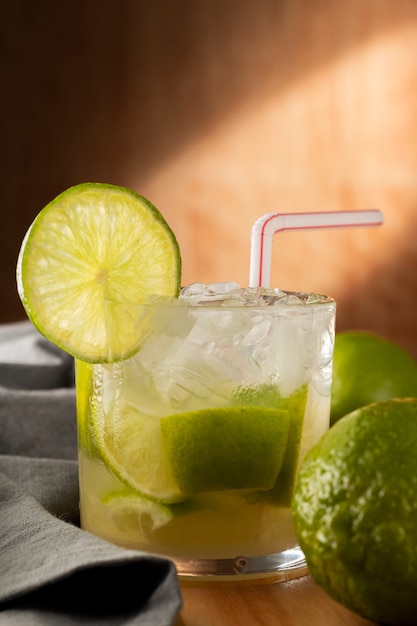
[2,0,417,357]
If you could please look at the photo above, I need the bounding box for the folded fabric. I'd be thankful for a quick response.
[0,320,75,391]
[0,321,182,625]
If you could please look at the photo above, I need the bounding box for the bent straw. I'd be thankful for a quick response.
[249,210,383,288]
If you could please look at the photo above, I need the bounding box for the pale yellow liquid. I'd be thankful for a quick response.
[80,452,296,558]
[78,379,330,562]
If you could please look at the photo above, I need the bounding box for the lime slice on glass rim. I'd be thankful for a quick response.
[16,183,181,362]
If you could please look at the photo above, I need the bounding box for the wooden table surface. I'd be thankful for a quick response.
[174,574,376,626]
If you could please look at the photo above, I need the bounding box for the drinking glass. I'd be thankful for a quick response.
[76,283,336,582]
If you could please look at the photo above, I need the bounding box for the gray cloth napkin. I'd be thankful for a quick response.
[0,321,182,625]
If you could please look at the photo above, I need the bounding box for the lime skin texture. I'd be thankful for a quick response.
[293,398,417,626]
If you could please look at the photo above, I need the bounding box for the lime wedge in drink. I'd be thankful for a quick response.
[16,183,181,362]
[264,385,308,505]
[93,403,185,503]
[75,359,95,453]
[232,382,283,408]
[102,491,176,535]
[233,383,308,506]
[160,406,290,495]
[75,359,106,459]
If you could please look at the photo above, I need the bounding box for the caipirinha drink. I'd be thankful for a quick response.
[19,183,383,581]
[77,285,335,579]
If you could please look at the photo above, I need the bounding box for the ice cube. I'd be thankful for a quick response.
[180,282,242,305]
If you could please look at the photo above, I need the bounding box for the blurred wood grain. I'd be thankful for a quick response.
[2,0,417,357]
[175,575,376,626]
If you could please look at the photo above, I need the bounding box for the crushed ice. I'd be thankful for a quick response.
[179,282,331,306]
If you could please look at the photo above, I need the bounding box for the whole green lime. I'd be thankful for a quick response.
[330,331,417,425]
[292,398,417,626]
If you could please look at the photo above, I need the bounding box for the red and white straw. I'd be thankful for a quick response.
[249,210,383,288]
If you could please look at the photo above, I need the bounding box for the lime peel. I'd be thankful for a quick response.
[93,401,185,504]
[160,406,290,495]
[102,491,175,535]
[235,384,308,506]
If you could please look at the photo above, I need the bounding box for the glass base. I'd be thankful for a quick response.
[174,546,309,583]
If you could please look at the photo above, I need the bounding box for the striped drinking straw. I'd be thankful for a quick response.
[249,210,384,288]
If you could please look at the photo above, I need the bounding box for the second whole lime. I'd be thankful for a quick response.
[330,331,417,424]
